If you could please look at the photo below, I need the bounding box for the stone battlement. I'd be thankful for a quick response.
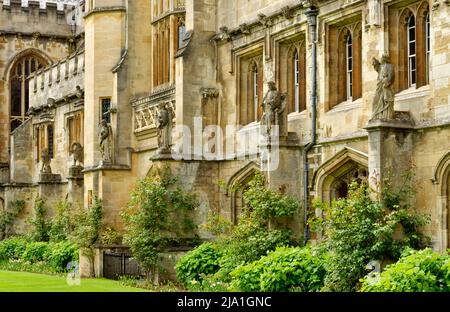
[0,1,83,38]
[1,0,79,11]
[29,49,84,108]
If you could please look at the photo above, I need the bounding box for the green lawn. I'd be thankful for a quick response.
[0,270,148,292]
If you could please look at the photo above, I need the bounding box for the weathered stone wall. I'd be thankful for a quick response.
[0,0,73,163]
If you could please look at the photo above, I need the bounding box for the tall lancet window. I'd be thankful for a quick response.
[425,12,430,84]
[252,63,259,122]
[346,34,353,100]
[294,50,300,112]
[407,15,417,87]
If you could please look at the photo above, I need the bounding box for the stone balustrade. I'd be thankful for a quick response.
[29,50,84,108]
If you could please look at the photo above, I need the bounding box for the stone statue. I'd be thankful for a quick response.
[261,81,286,138]
[157,102,175,154]
[99,119,112,163]
[371,53,395,121]
[41,148,52,174]
[70,142,84,167]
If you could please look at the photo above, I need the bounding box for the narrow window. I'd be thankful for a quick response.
[47,125,54,159]
[407,15,416,87]
[346,34,353,100]
[426,12,430,84]
[252,64,259,122]
[178,24,186,49]
[101,98,111,124]
[294,50,300,112]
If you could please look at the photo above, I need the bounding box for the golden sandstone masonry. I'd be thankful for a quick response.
[0,0,449,277]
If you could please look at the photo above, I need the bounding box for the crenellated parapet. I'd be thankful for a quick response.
[1,0,79,11]
[0,0,81,38]
[29,49,84,111]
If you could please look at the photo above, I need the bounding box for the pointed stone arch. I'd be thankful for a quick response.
[431,150,450,251]
[227,161,261,224]
[312,147,368,203]
[2,48,53,81]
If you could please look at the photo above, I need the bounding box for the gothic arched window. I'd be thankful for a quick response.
[9,54,47,132]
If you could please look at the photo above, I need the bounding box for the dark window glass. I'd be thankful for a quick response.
[11,120,22,132]
[178,24,186,49]
[25,79,29,114]
[11,79,21,116]
[102,98,111,124]
[47,126,54,159]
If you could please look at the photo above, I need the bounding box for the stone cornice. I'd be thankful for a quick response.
[211,3,305,43]
[83,6,126,19]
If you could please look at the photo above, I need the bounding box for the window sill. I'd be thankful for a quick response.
[327,98,363,114]
[288,110,308,121]
[395,85,430,101]
[238,121,261,131]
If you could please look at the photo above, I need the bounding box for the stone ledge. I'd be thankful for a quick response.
[39,173,62,184]
[83,164,131,173]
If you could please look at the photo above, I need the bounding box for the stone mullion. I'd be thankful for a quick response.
[352,29,362,100]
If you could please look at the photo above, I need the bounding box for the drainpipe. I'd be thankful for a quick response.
[303,5,319,245]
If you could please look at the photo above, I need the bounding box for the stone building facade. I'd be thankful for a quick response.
[1,0,450,276]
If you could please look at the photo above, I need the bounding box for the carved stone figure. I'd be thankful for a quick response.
[157,102,175,154]
[70,142,84,167]
[261,81,286,138]
[371,53,395,121]
[41,148,52,174]
[99,119,112,163]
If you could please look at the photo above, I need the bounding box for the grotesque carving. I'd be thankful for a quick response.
[41,148,52,174]
[157,102,175,154]
[371,53,395,121]
[261,81,286,139]
[99,120,112,164]
[70,142,84,167]
[239,23,251,35]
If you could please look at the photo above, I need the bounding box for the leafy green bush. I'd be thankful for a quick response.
[30,198,50,242]
[0,237,78,272]
[360,248,450,292]
[0,200,25,239]
[311,175,430,292]
[22,242,49,263]
[212,174,299,281]
[0,237,28,260]
[49,200,72,242]
[45,241,79,271]
[229,246,327,292]
[122,172,198,278]
[175,174,301,290]
[176,242,222,286]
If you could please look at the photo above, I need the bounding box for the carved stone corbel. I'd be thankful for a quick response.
[281,6,294,19]
[258,13,272,28]
[239,23,251,35]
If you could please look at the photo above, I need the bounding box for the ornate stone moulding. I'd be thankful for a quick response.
[211,3,306,42]
[131,85,176,135]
